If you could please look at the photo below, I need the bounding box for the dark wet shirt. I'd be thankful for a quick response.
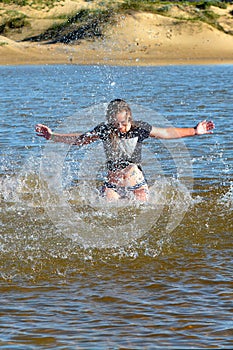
[91,121,152,171]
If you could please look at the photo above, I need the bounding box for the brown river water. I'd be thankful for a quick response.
[0,65,232,348]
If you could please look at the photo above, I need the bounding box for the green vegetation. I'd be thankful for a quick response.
[0,10,29,34]
[116,0,228,11]
[0,0,62,7]
[0,0,230,9]
[23,8,115,43]
[114,0,228,32]
[0,0,27,4]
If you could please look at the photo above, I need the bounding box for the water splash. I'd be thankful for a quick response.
[1,167,232,281]
[218,182,233,210]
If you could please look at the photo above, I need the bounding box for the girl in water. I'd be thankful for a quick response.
[35,99,214,201]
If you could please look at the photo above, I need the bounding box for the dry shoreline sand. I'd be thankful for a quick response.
[1,4,233,66]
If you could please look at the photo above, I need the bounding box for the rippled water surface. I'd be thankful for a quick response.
[0,64,233,349]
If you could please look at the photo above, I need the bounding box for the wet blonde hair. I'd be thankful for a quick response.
[105,99,133,153]
[106,99,133,126]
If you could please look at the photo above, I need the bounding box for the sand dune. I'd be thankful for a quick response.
[1,1,233,66]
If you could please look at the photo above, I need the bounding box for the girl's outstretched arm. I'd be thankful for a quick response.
[149,120,215,139]
[35,124,99,145]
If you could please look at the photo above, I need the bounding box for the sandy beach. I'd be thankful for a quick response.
[1,1,233,66]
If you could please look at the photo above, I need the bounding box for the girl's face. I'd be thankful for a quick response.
[114,110,131,133]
